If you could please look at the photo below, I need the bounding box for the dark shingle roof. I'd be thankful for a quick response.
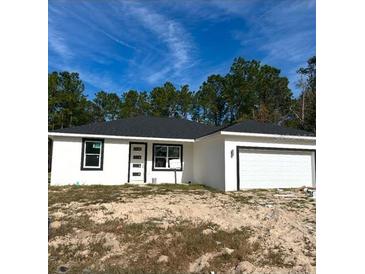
[52,116,219,139]
[51,117,314,139]
[220,120,314,137]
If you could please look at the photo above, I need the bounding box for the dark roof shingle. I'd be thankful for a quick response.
[52,116,219,139]
[220,120,314,137]
[51,117,314,139]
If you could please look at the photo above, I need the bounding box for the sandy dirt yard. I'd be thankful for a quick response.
[48,184,316,274]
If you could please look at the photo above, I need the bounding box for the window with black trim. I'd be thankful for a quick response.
[82,139,103,170]
[153,144,182,170]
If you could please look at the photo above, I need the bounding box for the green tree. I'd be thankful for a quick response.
[255,65,292,123]
[224,57,292,123]
[224,58,260,123]
[120,90,150,118]
[92,91,121,121]
[291,56,316,133]
[176,85,193,119]
[150,82,178,117]
[191,92,203,123]
[48,71,92,130]
[195,75,227,126]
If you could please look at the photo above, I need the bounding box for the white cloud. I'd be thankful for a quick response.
[228,0,316,93]
[48,0,315,95]
[49,0,197,88]
[48,26,73,60]
[119,1,195,83]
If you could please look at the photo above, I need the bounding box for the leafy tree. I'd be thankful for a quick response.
[191,92,203,123]
[256,65,293,123]
[224,58,260,123]
[195,75,227,126]
[150,82,178,117]
[48,56,311,131]
[256,103,271,122]
[224,57,292,124]
[176,85,193,119]
[92,91,121,121]
[48,71,92,130]
[136,91,151,116]
[291,56,316,133]
[120,90,150,118]
[192,57,293,126]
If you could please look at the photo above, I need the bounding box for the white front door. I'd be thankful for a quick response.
[129,143,146,183]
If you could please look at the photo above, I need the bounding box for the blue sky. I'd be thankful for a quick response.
[48,0,316,98]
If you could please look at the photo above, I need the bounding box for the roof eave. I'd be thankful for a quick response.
[48,132,195,143]
[48,130,316,143]
[220,131,316,140]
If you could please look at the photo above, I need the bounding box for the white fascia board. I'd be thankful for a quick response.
[48,132,195,143]
[194,131,221,142]
[220,131,316,140]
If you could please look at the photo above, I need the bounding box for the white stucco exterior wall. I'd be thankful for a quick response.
[144,141,194,184]
[51,136,130,185]
[50,133,315,190]
[193,135,225,191]
[223,135,316,191]
[50,137,194,185]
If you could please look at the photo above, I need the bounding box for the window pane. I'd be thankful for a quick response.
[133,164,141,168]
[155,157,167,167]
[85,141,101,154]
[85,154,99,167]
[132,172,141,176]
[133,155,142,159]
[133,147,142,151]
[168,158,180,168]
[155,146,167,157]
[168,146,180,157]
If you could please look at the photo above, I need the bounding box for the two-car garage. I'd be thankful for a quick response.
[237,147,316,190]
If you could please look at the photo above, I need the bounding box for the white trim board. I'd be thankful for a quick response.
[220,131,316,140]
[195,130,315,142]
[49,131,316,143]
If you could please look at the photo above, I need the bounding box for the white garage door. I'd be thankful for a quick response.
[238,148,315,189]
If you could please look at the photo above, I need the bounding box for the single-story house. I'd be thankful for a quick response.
[48,116,316,191]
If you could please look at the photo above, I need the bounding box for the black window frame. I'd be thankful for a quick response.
[80,138,104,171]
[152,143,183,171]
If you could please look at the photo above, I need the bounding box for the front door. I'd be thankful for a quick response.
[129,143,146,183]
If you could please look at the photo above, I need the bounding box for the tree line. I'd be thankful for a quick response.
[49,56,316,133]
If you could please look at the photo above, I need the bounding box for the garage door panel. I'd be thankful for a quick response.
[239,148,314,189]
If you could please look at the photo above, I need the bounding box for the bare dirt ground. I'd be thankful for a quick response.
[48,184,316,274]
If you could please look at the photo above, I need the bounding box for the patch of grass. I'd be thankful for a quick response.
[259,246,293,268]
[49,218,260,273]
[49,184,219,207]
[49,214,94,240]
[49,238,111,274]
[230,195,255,205]
[246,188,270,193]
[284,198,309,210]
[49,185,127,206]
[48,186,315,273]
[121,222,258,273]
[151,183,221,192]
[96,266,172,274]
